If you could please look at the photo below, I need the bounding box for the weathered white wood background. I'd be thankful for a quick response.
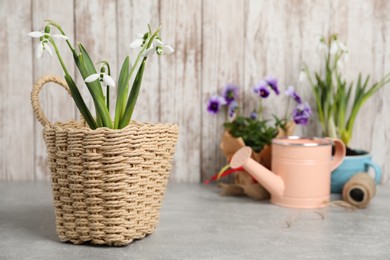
[1,0,390,182]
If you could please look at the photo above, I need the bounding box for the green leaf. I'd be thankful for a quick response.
[114,56,130,129]
[224,116,278,152]
[64,74,97,129]
[75,44,113,128]
[119,59,146,129]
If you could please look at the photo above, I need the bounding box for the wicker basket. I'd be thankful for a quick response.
[31,76,179,246]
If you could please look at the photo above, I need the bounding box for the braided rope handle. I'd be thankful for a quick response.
[31,75,71,127]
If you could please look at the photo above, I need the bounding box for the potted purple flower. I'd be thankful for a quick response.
[206,76,312,200]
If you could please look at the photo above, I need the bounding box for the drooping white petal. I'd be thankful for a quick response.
[28,31,44,38]
[337,60,344,70]
[316,41,328,56]
[103,74,116,87]
[162,45,174,55]
[343,51,349,63]
[85,74,100,83]
[137,33,144,38]
[154,39,164,46]
[330,41,339,54]
[43,43,53,57]
[35,43,44,59]
[298,70,307,83]
[52,34,69,40]
[338,42,348,52]
[129,38,144,48]
[143,47,156,57]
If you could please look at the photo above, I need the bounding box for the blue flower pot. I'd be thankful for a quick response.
[331,150,382,193]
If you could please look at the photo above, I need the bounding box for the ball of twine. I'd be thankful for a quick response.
[342,173,376,208]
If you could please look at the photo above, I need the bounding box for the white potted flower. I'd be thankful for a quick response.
[304,34,390,193]
[30,20,178,246]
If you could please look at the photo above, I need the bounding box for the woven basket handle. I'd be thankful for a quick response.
[31,75,71,127]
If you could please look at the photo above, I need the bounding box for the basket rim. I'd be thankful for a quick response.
[45,119,179,133]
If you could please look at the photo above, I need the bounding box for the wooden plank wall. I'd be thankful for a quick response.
[1,0,389,183]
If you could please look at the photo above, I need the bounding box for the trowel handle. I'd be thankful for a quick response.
[330,138,346,171]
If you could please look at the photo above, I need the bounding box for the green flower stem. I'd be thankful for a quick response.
[49,37,70,75]
[106,85,110,112]
[97,61,111,112]
[257,99,263,121]
[45,19,76,55]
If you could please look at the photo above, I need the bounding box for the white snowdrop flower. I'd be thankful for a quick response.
[298,69,307,83]
[129,33,148,49]
[85,73,116,88]
[343,51,349,64]
[35,41,53,58]
[144,38,174,57]
[330,40,339,55]
[337,59,344,70]
[28,31,68,40]
[28,28,68,59]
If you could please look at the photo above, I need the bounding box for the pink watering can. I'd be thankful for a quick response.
[230,137,346,209]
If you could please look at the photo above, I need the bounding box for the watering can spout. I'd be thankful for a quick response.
[230,146,284,197]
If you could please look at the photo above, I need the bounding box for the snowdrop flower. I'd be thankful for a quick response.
[336,60,343,70]
[28,31,68,40]
[316,37,328,56]
[35,41,53,59]
[330,40,339,55]
[298,69,307,83]
[129,33,148,49]
[144,38,174,57]
[28,26,68,59]
[343,51,349,63]
[339,43,347,53]
[85,69,115,88]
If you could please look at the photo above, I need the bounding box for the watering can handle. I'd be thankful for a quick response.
[330,138,346,171]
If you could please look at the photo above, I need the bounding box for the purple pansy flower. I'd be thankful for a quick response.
[253,80,270,98]
[228,101,238,119]
[249,110,257,120]
[265,75,280,95]
[207,95,226,115]
[285,86,302,104]
[222,84,239,106]
[292,103,312,125]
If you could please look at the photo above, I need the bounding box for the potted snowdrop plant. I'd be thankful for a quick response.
[29,20,178,246]
[205,78,312,200]
[304,34,390,193]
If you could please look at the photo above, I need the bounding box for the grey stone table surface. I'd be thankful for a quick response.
[0,182,389,260]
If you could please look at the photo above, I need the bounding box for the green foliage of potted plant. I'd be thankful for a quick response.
[304,34,390,193]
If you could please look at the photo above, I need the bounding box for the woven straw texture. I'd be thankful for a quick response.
[31,76,179,246]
